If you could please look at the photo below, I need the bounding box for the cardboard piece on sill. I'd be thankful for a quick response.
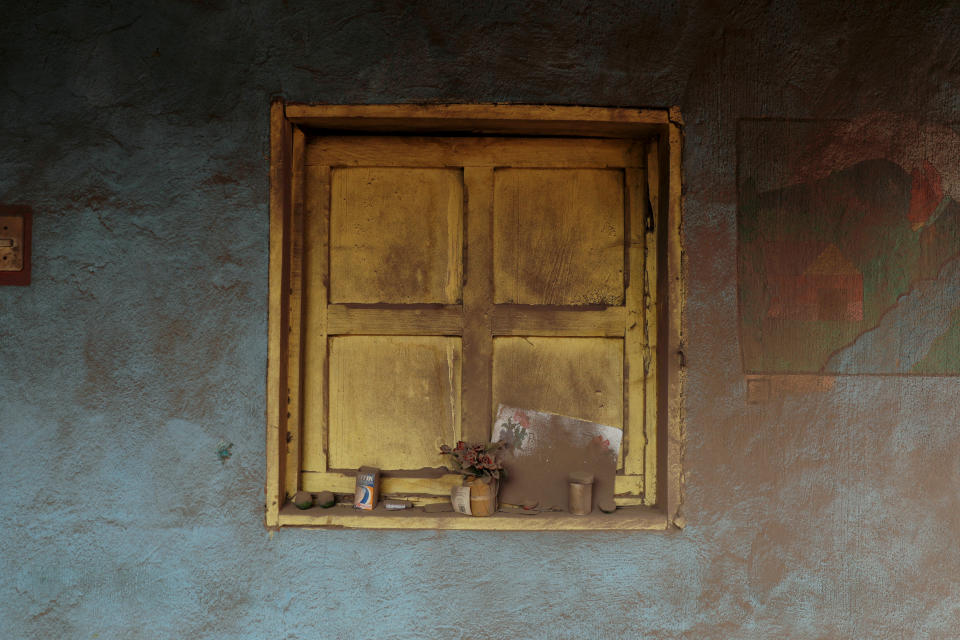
[498,503,540,515]
[491,405,622,513]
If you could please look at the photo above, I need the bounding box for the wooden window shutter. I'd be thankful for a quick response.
[267,104,684,530]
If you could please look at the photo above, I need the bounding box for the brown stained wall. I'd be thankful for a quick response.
[1,1,958,637]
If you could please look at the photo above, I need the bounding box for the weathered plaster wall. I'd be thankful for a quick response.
[2,1,959,637]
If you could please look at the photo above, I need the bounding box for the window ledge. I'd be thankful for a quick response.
[277,503,671,531]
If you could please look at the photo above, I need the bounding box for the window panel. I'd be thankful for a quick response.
[327,336,462,470]
[329,167,463,304]
[493,168,625,306]
[491,336,624,461]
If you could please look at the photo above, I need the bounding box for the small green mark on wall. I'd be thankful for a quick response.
[216,441,233,462]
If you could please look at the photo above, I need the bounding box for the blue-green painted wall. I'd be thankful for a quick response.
[2,2,959,638]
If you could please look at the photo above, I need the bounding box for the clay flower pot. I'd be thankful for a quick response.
[465,476,499,517]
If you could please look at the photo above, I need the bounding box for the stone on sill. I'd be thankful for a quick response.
[292,491,313,510]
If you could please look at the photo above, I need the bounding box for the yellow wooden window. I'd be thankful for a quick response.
[267,104,684,530]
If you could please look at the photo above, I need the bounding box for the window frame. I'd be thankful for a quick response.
[266,102,685,530]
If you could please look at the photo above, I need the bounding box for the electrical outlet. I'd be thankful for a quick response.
[0,206,31,285]
[0,215,24,271]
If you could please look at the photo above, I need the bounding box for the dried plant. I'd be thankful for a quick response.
[439,440,507,481]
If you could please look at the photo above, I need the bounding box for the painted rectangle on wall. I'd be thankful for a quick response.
[737,117,960,374]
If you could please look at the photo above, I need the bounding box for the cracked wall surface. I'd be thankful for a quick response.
[2,1,959,638]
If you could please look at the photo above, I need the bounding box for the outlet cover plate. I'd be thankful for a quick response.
[0,205,31,286]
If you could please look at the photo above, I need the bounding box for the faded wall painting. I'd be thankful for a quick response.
[738,116,960,374]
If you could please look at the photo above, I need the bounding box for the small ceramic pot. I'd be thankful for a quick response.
[465,476,499,517]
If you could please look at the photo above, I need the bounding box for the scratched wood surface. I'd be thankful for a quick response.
[265,101,291,526]
[326,305,463,336]
[461,167,495,444]
[282,125,668,518]
[493,168,625,305]
[327,336,462,470]
[277,502,668,531]
[307,136,641,168]
[286,103,670,137]
[623,165,647,480]
[492,337,624,431]
[664,116,684,523]
[284,128,306,495]
[492,306,626,337]
[301,470,643,497]
[641,141,661,503]
[300,165,331,473]
[329,167,463,304]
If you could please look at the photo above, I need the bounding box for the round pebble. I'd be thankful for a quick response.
[292,491,313,510]
[315,491,336,508]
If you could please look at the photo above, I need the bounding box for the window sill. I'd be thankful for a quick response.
[277,503,671,531]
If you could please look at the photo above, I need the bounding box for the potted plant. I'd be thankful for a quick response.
[439,440,506,516]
